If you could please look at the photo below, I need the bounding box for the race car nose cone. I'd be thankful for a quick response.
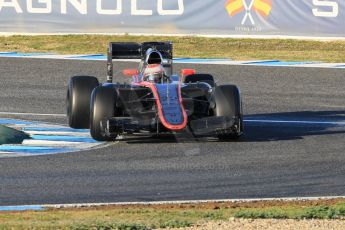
[0,125,30,145]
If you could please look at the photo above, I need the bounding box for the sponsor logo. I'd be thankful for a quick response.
[0,0,184,16]
[225,0,272,25]
[312,0,338,18]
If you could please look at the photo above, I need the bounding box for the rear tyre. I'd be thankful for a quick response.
[214,84,244,140]
[67,76,99,129]
[183,74,215,87]
[90,86,117,141]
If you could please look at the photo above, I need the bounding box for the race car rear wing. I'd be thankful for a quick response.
[107,42,173,83]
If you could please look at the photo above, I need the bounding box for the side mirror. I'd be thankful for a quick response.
[181,69,196,77]
[123,69,139,76]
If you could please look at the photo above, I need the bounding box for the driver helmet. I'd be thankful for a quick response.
[143,64,166,83]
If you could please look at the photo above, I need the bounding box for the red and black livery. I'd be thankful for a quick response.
[67,42,244,141]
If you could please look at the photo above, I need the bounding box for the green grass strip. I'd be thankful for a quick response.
[234,204,345,220]
[0,201,344,229]
[1,35,345,62]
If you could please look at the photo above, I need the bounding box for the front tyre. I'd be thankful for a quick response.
[67,76,99,129]
[214,84,244,140]
[90,86,117,141]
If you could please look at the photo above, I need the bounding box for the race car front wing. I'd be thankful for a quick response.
[101,115,241,137]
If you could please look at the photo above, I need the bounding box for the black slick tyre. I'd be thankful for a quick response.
[67,76,99,129]
[90,86,117,141]
[214,84,244,140]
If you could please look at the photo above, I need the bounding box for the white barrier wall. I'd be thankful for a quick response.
[0,0,344,37]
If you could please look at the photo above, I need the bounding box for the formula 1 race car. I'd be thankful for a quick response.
[67,42,244,141]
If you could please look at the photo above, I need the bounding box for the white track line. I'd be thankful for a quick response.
[0,112,66,117]
[22,140,97,147]
[1,196,344,211]
[2,111,345,126]
[24,131,90,136]
[0,118,108,158]
[1,54,345,68]
[37,196,345,209]
[0,152,28,158]
[245,119,345,126]
[1,112,345,126]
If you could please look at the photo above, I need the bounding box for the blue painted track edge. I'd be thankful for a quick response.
[0,205,45,211]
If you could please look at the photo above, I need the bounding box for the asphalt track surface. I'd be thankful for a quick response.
[0,57,344,206]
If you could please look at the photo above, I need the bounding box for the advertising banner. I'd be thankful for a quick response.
[0,0,344,37]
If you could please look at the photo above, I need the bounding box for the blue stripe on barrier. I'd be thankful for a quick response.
[174,58,229,63]
[23,127,89,133]
[0,52,16,54]
[69,54,106,60]
[0,205,45,211]
[243,60,278,64]
[31,135,97,143]
[244,60,319,66]
[0,119,33,125]
[1,52,345,68]
[0,52,51,57]
[244,119,345,127]
[0,118,105,158]
[0,145,75,154]
[335,64,345,68]
[69,56,231,62]
[274,61,318,66]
